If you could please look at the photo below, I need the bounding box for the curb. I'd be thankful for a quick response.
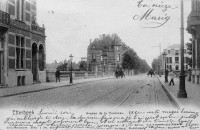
[156,75,181,109]
[0,77,115,98]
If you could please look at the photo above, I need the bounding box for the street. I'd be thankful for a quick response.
[0,74,177,110]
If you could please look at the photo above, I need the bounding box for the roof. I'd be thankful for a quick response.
[167,44,187,49]
[167,44,180,49]
[88,34,124,49]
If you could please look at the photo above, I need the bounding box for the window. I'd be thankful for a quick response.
[168,50,170,54]
[16,36,25,69]
[166,57,168,63]
[175,50,179,55]
[25,1,31,22]
[116,46,119,51]
[31,4,36,11]
[169,57,172,63]
[167,57,172,63]
[184,57,187,63]
[25,12,30,22]
[26,1,31,11]
[175,65,179,70]
[92,54,96,62]
[117,54,120,61]
[8,3,15,16]
[175,57,179,63]
[21,0,25,21]
[16,0,20,19]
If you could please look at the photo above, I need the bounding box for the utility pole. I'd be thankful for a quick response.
[152,43,162,77]
[178,0,187,98]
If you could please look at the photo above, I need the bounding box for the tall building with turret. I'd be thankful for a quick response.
[187,0,200,84]
[0,0,46,87]
[87,34,129,73]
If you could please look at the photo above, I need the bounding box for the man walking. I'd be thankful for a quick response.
[169,69,175,86]
[55,68,61,82]
[165,69,169,82]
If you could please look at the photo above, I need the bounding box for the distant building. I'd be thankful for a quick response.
[81,57,87,62]
[187,0,200,84]
[87,34,129,72]
[0,0,46,87]
[163,44,191,71]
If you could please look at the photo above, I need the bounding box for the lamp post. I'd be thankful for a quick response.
[162,52,168,83]
[69,54,73,83]
[178,0,187,98]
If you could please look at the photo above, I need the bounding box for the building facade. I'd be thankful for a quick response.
[0,0,46,87]
[87,34,128,73]
[163,44,191,71]
[187,0,200,84]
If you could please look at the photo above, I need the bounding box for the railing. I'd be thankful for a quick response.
[10,19,29,31]
[31,24,45,35]
[0,10,10,26]
[46,70,114,82]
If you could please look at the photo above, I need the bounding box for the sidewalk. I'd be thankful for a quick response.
[158,75,200,109]
[0,76,114,98]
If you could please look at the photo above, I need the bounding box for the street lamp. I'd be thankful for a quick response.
[162,52,168,83]
[178,0,187,98]
[69,54,73,83]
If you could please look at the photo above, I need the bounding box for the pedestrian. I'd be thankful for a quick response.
[55,68,60,82]
[115,69,118,78]
[169,69,175,86]
[165,69,169,82]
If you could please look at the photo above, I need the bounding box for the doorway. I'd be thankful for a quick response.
[32,43,38,82]
[0,52,2,84]
[0,39,3,85]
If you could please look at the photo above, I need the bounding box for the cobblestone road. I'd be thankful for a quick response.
[0,74,176,110]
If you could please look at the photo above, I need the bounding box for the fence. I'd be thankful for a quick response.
[46,71,113,82]
[46,69,137,82]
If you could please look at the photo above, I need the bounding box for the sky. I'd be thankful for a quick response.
[36,0,191,66]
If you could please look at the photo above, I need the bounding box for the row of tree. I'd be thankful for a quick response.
[122,48,150,73]
[46,60,87,71]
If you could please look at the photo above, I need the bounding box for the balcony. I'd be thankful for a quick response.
[31,23,45,35]
[0,10,10,29]
[187,11,200,34]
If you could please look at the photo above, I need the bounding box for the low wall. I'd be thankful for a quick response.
[46,71,104,82]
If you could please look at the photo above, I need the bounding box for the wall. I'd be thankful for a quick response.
[7,70,33,87]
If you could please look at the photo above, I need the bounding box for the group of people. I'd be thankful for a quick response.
[115,68,125,78]
[147,68,177,86]
[147,69,155,77]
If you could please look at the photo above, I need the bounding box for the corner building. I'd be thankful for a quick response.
[163,44,191,71]
[187,0,200,84]
[87,34,129,73]
[0,0,46,87]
